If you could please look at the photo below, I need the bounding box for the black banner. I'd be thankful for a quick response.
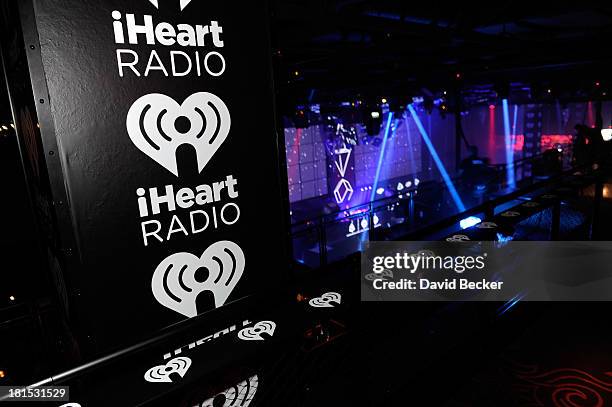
[7,0,288,352]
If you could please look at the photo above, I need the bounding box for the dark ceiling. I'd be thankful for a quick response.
[271,1,612,103]
[1,2,611,116]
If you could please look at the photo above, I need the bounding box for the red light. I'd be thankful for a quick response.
[512,134,572,152]
[489,104,495,110]
[595,81,601,87]
[541,134,573,151]
[513,135,524,151]
[455,73,462,79]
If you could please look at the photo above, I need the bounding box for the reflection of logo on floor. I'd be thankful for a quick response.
[126,92,231,176]
[476,222,498,229]
[446,234,470,242]
[237,321,276,341]
[144,356,192,383]
[501,211,521,217]
[152,241,245,318]
[365,269,393,281]
[309,292,341,308]
[522,201,540,208]
[199,375,258,407]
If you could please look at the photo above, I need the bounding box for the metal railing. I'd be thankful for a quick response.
[290,146,578,268]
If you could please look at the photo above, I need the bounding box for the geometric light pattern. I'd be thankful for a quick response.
[334,178,354,204]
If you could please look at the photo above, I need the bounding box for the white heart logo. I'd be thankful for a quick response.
[476,222,498,229]
[522,201,540,208]
[144,356,192,383]
[147,0,194,10]
[309,292,341,308]
[446,234,470,242]
[365,269,393,281]
[200,375,258,407]
[126,92,231,177]
[237,321,276,341]
[152,241,245,318]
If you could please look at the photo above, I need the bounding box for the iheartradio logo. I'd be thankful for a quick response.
[476,222,498,229]
[237,321,276,341]
[308,292,341,308]
[147,0,194,10]
[199,375,258,407]
[144,356,192,383]
[126,92,231,177]
[446,234,470,242]
[522,201,540,208]
[365,269,393,281]
[152,240,245,318]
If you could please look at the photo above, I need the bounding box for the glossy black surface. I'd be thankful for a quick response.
[2,0,290,360]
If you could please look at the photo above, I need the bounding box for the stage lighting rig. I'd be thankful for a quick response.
[335,101,362,126]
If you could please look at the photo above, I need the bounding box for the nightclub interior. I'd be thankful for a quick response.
[1,1,612,406]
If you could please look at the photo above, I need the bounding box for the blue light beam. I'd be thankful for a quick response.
[360,112,395,249]
[369,112,394,203]
[497,291,527,316]
[502,99,516,189]
[407,104,465,212]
